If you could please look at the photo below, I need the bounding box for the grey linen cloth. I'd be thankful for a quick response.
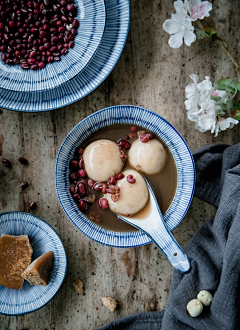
[98,143,240,330]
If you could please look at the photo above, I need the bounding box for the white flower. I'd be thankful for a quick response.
[188,0,212,21]
[163,12,196,48]
[185,74,239,136]
[214,117,239,137]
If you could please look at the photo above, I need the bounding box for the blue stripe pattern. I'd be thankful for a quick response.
[0,212,67,316]
[0,0,130,111]
[55,105,195,248]
[0,0,106,93]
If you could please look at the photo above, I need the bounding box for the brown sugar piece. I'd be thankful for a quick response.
[0,234,33,290]
[73,279,84,294]
[23,251,54,286]
[101,297,118,312]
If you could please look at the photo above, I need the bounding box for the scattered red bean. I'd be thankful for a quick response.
[70,159,78,170]
[2,158,11,167]
[93,182,103,191]
[99,198,109,209]
[77,146,84,155]
[120,150,127,162]
[130,126,137,132]
[73,193,80,202]
[78,157,84,169]
[79,200,87,212]
[18,157,28,165]
[95,215,102,223]
[77,182,87,196]
[20,182,29,190]
[116,173,125,180]
[89,211,96,221]
[108,176,117,185]
[88,179,95,187]
[0,0,79,70]
[127,175,136,184]
[69,184,77,194]
[78,169,86,178]
[29,201,37,210]
[70,173,78,181]
[139,133,154,143]
[106,185,120,194]
[117,139,131,150]
[102,183,107,194]
[111,194,121,202]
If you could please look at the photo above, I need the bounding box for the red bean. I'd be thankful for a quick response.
[73,193,80,202]
[117,139,131,150]
[127,175,136,184]
[93,182,103,191]
[70,173,78,181]
[69,185,77,194]
[2,159,11,167]
[79,200,87,212]
[88,179,95,187]
[130,126,137,132]
[102,183,107,194]
[20,182,29,190]
[111,194,121,202]
[106,185,120,194]
[78,169,86,178]
[38,62,45,69]
[99,198,109,209]
[77,182,87,196]
[72,19,79,28]
[78,157,84,169]
[70,159,78,170]
[108,176,117,185]
[30,202,37,210]
[116,173,125,180]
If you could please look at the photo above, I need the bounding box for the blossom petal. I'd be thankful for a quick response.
[174,0,188,16]
[168,31,184,48]
[162,18,179,35]
[189,0,212,21]
[184,29,196,46]
[172,12,186,25]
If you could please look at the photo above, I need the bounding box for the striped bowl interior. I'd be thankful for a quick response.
[0,0,106,92]
[55,105,195,248]
[0,0,129,111]
[0,212,67,315]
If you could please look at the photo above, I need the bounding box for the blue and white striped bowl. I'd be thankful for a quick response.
[0,0,106,92]
[0,0,129,111]
[0,212,67,315]
[55,105,195,248]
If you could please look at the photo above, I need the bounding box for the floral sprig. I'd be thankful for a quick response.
[163,0,240,136]
[185,75,240,136]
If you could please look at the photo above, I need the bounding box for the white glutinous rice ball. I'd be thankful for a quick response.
[83,139,123,182]
[129,139,167,175]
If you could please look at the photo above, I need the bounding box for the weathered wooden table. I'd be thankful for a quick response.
[0,0,239,329]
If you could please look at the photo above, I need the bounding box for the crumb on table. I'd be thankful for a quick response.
[73,279,84,294]
[101,297,118,312]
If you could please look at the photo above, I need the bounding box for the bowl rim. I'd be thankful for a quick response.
[0,211,67,316]
[0,0,106,93]
[55,105,195,248]
[0,0,130,111]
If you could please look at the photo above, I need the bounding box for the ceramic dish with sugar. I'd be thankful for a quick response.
[0,212,67,315]
[55,105,195,248]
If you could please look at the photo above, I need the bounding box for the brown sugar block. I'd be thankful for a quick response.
[23,251,54,286]
[73,279,84,294]
[0,234,33,290]
[101,297,118,312]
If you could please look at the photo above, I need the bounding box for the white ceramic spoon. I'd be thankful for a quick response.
[116,178,191,274]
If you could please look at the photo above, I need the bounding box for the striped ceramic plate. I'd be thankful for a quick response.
[0,212,67,315]
[55,105,195,248]
[0,0,106,92]
[0,0,129,111]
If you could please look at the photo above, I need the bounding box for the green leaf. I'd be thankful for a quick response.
[204,27,218,37]
[215,79,240,93]
[196,29,209,40]
[234,102,240,110]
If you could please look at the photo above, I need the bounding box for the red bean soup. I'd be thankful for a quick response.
[69,125,178,232]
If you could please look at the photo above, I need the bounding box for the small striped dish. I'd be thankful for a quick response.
[0,0,129,111]
[55,105,195,248]
[0,0,106,92]
[0,212,67,315]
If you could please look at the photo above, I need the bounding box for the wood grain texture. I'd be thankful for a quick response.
[0,0,240,329]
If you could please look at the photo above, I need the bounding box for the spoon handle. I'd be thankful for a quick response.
[145,218,190,273]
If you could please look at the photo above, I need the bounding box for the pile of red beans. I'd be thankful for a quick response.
[0,0,79,70]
